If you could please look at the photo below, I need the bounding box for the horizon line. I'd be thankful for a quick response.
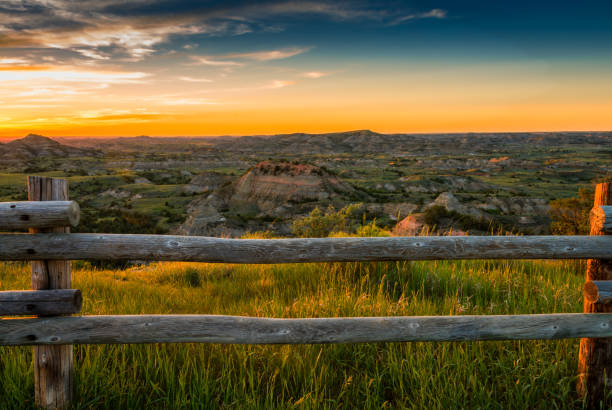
[1,128,611,141]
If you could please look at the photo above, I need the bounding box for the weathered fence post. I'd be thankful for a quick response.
[578,182,612,407]
[27,176,73,409]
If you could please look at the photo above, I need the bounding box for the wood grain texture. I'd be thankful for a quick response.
[1,314,611,345]
[584,281,612,305]
[591,206,612,234]
[1,234,611,263]
[27,176,73,410]
[0,290,82,316]
[0,201,79,230]
[578,182,612,408]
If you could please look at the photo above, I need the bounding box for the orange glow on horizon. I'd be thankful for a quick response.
[1,61,611,138]
[1,101,611,139]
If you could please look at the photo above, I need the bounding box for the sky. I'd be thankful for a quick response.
[1,0,612,137]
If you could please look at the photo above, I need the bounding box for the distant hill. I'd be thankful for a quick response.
[45,130,612,156]
[211,130,612,154]
[0,134,102,170]
[212,129,391,153]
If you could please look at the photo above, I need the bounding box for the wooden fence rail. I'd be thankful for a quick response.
[0,201,79,230]
[1,314,612,345]
[0,289,81,316]
[1,233,612,262]
[0,177,611,409]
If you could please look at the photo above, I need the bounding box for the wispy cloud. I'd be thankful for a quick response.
[262,80,295,89]
[161,98,220,106]
[77,108,161,122]
[302,71,330,79]
[222,80,296,92]
[421,9,447,19]
[190,56,243,67]
[0,68,148,83]
[226,47,311,61]
[74,49,109,60]
[389,9,447,25]
[177,76,213,83]
[0,67,149,110]
[0,58,28,65]
[190,47,309,68]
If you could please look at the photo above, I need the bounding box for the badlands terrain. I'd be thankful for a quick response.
[0,130,610,236]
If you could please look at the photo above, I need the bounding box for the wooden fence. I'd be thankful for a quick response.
[1,176,611,409]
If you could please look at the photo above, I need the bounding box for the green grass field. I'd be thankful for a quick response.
[0,258,598,409]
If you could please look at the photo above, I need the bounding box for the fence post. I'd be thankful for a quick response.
[578,182,612,407]
[27,176,73,409]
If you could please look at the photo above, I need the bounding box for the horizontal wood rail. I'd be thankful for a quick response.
[1,234,612,262]
[1,314,611,345]
[0,289,82,316]
[584,281,612,305]
[0,201,79,230]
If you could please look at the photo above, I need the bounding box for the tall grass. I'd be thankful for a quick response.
[0,259,591,409]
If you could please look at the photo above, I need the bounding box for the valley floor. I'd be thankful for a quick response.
[0,258,595,409]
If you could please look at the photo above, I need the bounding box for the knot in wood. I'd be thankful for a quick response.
[40,353,49,366]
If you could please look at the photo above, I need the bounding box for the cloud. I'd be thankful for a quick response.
[40,24,210,60]
[223,2,380,21]
[262,80,295,89]
[421,9,447,19]
[177,76,212,83]
[0,58,28,65]
[389,9,447,25]
[77,108,161,121]
[190,56,242,66]
[75,49,109,60]
[0,4,252,61]
[225,47,311,61]
[0,1,448,63]
[0,67,148,83]
[221,79,296,92]
[161,98,219,105]
[302,71,330,79]
[0,66,148,109]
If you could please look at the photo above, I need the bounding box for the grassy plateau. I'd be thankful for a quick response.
[0,257,597,409]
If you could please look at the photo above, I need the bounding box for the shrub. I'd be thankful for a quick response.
[292,204,363,237]
[549,188,593,235]
[184,267,202,287]
[355,220,390,237]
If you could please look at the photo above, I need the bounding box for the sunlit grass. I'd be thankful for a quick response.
[0,259,590,408]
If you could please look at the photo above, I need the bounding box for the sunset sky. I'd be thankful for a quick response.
[1,0,612,137]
